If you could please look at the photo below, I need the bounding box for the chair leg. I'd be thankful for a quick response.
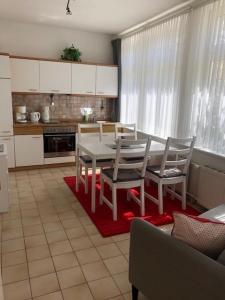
[171,184,175,200]
[100,175,104,205]
[112,185,117,221]
[84,166,88,194]
[127,190,131,201]
[132,285,139,300]
[182,178,187,210]
[158,182,163,215]
[140,180,145,216]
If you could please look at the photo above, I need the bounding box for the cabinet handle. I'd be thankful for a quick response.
[86,91,93,94]
[2,138,10,141]
[97,92,104,94]
[1,131,11,134]
[52,89,60,92]
[28,88,37,91]
[32,136,41,139]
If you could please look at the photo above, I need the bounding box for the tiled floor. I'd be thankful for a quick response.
[0,166,172,300]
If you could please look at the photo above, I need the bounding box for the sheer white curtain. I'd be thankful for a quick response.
[179,0,225,155]
[121,14,188,138]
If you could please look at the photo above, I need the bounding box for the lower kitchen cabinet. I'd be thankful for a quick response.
[0,146,9,212]
[15,135,44,167]
[0,136,15,168]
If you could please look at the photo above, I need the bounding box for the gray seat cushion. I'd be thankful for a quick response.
[102,168,143,183]
[80,155,112,164]
[146,165,184,178]
[122,156,144,163]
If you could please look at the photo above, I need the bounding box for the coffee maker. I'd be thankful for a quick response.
[15,106,27,123]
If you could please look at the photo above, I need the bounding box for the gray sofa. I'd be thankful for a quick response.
[129,218,225,300]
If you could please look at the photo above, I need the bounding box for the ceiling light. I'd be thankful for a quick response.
[66,0,72,15]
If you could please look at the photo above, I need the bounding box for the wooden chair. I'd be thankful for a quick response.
[115,123,137,140]
[77,123,113,194]
[100,138,151,221]
[144,136,196,214]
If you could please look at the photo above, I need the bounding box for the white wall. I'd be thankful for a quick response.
[0,19,113,64]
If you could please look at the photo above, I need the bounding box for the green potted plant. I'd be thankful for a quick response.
[61,44,82,62]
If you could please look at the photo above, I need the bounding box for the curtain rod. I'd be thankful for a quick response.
[117,0,213,39]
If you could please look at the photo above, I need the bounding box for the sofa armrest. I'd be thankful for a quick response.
[129,219,225,300]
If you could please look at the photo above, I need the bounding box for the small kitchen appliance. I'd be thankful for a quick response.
[30,112,41,123]
[42,106,50,123]
[15,106,27,123]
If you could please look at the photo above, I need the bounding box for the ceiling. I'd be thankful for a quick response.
[0,0,187,34]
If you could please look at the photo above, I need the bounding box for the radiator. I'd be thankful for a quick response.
[188,164,225,209]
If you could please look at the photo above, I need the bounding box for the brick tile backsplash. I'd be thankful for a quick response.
[12,94,115,121]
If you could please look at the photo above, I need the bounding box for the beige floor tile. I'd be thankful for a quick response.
[112,234,130,242]
[30,272,60,297]
[104,256,129,275]
[49,240,72,256]
[70,236,93,251]
[22,216,42,226]
[88,277,121,300]
[113,272,130,293]
[23,224,44,237]
[33,291,63,300]
[2,263,29,284]
[123,292,132,300]
[43,222,64,233]
[61,218,81,229]
[2,249,27,267]
[52,252,79,271]
[46,230,68,244]
[84,224,98,235]
[76,247,101,265]
[65,226,87,239]
[2,227,23,241]
[82,261,110,282]
[62,284,94,300]
[3,279,32,300]
[116,240,130,255]
[96,243,122,259]
[57,266,85,289]
[90,234,113,247]
[26,245,51,262]
[25,234,47,248]
[2,238,25,253]
[2,218,22,230]
[28,257,55,278]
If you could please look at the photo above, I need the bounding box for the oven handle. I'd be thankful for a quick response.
[44,134,75,137]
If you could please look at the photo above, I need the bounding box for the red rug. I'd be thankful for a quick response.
[64,175,199,237]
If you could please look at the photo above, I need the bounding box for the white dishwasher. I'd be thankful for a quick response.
[0,143,9,212]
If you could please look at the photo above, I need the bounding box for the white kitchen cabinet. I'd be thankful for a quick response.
[96,66,118,97]
[40,61,71,94]
[0,55,11,79]
[72,64,96,95]
[0,79,13,136]
[0,136,15,168]
[0,144,9,212]
[11,58,40,92]
[15,135,44,167]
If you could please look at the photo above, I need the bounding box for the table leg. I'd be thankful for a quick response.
[76,146,80,192]
[91,158,96,213]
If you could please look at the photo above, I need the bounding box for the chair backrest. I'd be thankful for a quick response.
[113,138,151,181]
[115,123,137,140]
[160,136,196,176]
[77,123,101,143]
[99,123,116,142]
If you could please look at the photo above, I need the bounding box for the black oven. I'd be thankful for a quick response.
[43,127,76,158]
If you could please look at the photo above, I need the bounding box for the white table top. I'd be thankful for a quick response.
[77,141,166,159]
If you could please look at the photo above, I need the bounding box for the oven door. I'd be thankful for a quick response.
[44,133,76,158]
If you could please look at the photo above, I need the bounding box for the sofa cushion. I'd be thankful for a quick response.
[217,249,225,266]
[172,212,225,258]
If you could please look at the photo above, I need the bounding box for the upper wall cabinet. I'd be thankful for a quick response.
[11,58,40,93]
[40,61,71,94]
[96,66,118,97]
[0,55,11,79]
[72,64,96,95]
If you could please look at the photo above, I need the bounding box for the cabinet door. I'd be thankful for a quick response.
[0,154,9,212]
[40,61,71,94]
[72,64,96,95]
[11,58,40,93]
[0,55,11,79]
[15,135,44,167]
[0,136,15,168]
[0,79,13,136]
[96,66,118,97]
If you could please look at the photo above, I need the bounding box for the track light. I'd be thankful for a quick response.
[66,0,72,15]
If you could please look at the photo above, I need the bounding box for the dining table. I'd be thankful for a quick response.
[75,141,167,213]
